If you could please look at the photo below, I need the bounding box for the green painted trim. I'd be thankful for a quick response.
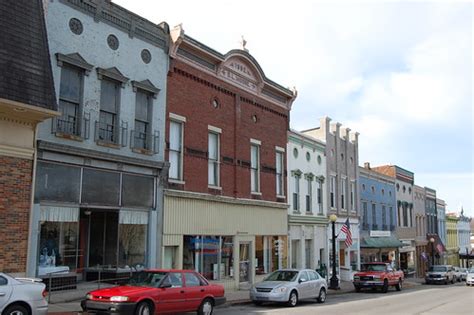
[288,134,325,152]
[288,214,329,225]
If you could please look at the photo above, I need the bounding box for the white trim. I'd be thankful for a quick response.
[277,195,286,199]
[250,138,261,145]
[169,112,187,122]
[275,146,285,152]
[251,192,262,196]
[208,185,222,190]
[208,125,222,134]
[169,179,186,185]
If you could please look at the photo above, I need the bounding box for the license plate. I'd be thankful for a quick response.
[256,296,269,300]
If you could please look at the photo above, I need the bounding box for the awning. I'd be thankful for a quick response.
[361,236,404,248]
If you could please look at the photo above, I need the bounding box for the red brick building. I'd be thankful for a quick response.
[162,26,296,289]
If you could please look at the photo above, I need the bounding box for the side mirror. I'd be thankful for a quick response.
[160,282,172,288]
[298,278,307,283]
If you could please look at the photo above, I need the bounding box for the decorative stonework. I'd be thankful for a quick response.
[69,18,83,35]
[141,49,151,64]
[107,34,119,50]
[219,58,259,92]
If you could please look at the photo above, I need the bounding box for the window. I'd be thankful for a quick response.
[362,202,368,228]
[184,272,201,287]
[251,144,260,192]
[276,151,284,196]
[317,181,323,214]
[341,177,347,210]
[306,178,312,213]
[293,175,300,211]
[382,205,386,229]
[168,272,183,288]
[389,207,393,229]
[169,121,183,180]
[293,148,298,158]
[133,90,152,150]
[403,203,408,227]
[0,276,6,286]
[372,204,376,228]
[350,182,355,211]
[99,79,119,144]
[208,132,219,186]
[330,176,336,208]
[58,65,82,135]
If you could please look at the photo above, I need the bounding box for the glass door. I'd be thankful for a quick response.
[86,210,119,268]
[239,243,250,283]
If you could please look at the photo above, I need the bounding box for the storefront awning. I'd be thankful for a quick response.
[361,236,404,248]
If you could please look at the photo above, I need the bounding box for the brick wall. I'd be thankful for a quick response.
[166,59,289,202]
[0,156,33,273]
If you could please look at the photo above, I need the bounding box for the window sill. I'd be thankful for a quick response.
[132,147,154,156]
[251,191,262,196]
[293,211,301,214]
[55,132,84,142]
[96,140,121,149]
[169,179,185,185]
[208,185,222,190]
[276,195,286,199]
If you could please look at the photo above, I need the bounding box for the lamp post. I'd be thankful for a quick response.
[429,237,435,266]
[329,214,339,290]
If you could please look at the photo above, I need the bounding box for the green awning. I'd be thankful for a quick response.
[361,236,404,248]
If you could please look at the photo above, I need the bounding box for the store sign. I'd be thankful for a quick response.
[370,230,391,237]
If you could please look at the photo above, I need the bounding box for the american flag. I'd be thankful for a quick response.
[341,218,352,247]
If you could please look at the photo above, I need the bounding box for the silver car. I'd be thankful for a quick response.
[0,273,48,315]
[250,269,327,307]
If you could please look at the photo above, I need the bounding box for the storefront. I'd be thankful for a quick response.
[360,232,403,267]
[29,157,163,281]
[399,240,416,275]
[162,190,288,289]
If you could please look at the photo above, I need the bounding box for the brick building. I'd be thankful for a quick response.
[162,25,296,289]
[0,0,58,274]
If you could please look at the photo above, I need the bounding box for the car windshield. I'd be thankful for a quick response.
[128,271,167,287]
[361,264,386,272]
[429,266,447,272]
[468,268,474,273]
[264,270,298,282]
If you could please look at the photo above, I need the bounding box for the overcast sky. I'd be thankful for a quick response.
[114,0,473,216]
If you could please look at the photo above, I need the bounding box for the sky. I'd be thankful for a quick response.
[114,0,473,216]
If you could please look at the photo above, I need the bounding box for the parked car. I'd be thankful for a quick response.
[459,268,467,281]
[250,269,327,307]
[466,268,474,286]
[0,272,48,315]
[453,267,463,282]
[352,262,404,293]
[425,265,455,284]
[81,269,225,315]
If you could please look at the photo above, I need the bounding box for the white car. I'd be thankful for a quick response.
[0,273,48,315]
[466,268,474,286]
[453,267,463,282]
[459,268,467,281]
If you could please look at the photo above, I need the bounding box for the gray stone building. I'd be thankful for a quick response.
[413,185,428,277]
[302,117,360,281]
[28,0,169,280]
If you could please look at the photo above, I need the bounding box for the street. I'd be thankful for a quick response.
[213,283,474,315]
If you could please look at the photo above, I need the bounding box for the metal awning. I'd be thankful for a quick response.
[361,236,404,248]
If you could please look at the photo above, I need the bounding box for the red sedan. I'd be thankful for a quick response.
[81,269,225,315]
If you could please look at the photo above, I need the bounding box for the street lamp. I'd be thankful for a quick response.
[329,214,339,290]
[429,237,435,266]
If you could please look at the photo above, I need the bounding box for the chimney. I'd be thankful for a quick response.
[364,162,371,169]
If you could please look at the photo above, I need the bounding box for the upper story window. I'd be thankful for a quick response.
[275,151,284,196]
[372,203,377,228]
[350,181,355,212]
[293,174,300,211]
[382,205,387,229]
[98,79,120,144]
[330,176,336,209]
[58,65,83,136]
[169,120,184,180]
[306,177,312,213]
[133,90,152,150]
[250,142,260,193]
[208,131,220,187]
[362,201,368,229]
[317,180,323,214]
[341,177,347,210]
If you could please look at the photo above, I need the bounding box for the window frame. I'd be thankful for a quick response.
[341,177,347,210]
[169,119,184,181]
[208,130,220,188]
[98,78,121,144]
[58,64,84,136]
[330,176,336,209]
[133,89,153,150]
[250,142,261,193]
[275,150,284,197]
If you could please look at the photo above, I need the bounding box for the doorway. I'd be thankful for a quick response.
[239,243,250,283]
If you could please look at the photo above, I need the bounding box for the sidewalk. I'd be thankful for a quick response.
[48,279,423,314]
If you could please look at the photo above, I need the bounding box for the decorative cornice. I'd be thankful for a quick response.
[56,53,93,74]
[291,169,302,177]
[288,214,329,225]
[132,80,160,97]
[0,144,34,160]
[97,67,129,85]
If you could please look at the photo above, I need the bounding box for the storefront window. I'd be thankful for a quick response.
[118,210,148,269]
[38,206,79,276]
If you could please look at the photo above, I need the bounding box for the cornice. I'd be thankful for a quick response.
[0,144,34,160]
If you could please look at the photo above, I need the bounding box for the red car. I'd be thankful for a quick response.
[352,262,404,293]
[81,269,225,315]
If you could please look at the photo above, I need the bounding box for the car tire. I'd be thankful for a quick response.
[396,279,402,291]
[382,279,389,293]
[354,285,361,292]
[3,304,30,315]
[287,290,298,307]
[317,288,326,303]
[451,277,455,284]
[253,301,263,306]
[135,301,153,315]
[198,298,214,315]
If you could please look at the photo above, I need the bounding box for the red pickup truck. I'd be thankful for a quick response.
[352,262,404,293]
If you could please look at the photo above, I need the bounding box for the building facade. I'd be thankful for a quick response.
[162,25,296,289]
[29,0,169,279]
[424,188,445,265]
[445,214,459,266]
[436,198,447,264]
[413,185,428,277]
[457,209,472,268]
[372,165,416,275]
[302,117,360,281]
[359,163,401,267]
[0,0,58,275]
[287,130,328,274]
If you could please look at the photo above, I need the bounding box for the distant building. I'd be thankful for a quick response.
[413,185,428,276]
[457,209,472,268]
[0,0,58,275]
[302,117,360,281]
[436,198,447,263]
[445,214,459,266]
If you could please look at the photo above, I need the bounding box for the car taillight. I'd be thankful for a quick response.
[42,289,48,298]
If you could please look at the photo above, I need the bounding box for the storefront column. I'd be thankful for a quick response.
[233,236,240,289]
[300,230,306,269]
[26,203,41,277]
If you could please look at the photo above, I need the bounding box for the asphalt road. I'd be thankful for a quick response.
[214,282,474,315]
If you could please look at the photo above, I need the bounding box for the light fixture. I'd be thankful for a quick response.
[329,214,338,222]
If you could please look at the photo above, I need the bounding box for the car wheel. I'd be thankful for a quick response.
[396,279,402,291]
[354,285,361,292]
[3,304,29,315]
[198,298,214,315]
[382,279,389,293]
[317,288,326,303]
[253,301,263,306]
[135,301,153,315]
[451,277,455,284]
[287,290,298,307]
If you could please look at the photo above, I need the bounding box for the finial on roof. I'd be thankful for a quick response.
[240,35,248,52]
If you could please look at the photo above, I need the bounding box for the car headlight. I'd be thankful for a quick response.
[86,294,92,300]
[110,296,129,302]
[273,287,287,293]
[373,275,381,280]
[353,276,360,280]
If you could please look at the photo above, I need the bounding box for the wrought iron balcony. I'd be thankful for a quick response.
[51,113,90,139]
[94,120,127,147]
[130,129,159,154]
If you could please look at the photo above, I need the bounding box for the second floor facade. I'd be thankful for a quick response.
[436,198,447,245]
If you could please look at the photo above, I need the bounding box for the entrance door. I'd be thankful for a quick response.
[85,210,119,267]
[164,246,177,269]
[239,243,250,283]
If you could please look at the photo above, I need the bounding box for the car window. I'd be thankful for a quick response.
[184,273,201,287]
[0,276,7,286]
[169,273,183,288]
[299,271,309,281]
[308,271,318,280]
[264,270,298,282]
